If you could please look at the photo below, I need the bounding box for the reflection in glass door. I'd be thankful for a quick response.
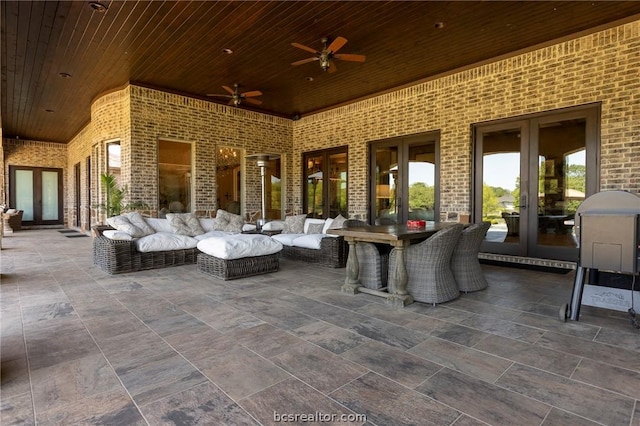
[371,133,439,225]
[304,148,348,219]
[475,107,598,262]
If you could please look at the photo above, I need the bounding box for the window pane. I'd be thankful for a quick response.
[407,143,435,222]
[159,140,192,216]
[328,152,347,218]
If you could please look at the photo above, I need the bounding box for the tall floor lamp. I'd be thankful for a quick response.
[246,153,280,230]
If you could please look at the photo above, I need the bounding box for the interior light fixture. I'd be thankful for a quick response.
[59,72,72,78]
[45,109,54,113]
[222,48,233,54]
[305,76,314,82]
[434,21,445,29]
[89,2,108,12]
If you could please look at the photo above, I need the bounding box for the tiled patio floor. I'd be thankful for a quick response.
[1,230,639,425]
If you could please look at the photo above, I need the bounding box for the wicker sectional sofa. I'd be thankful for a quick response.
[92,213,349,274]
[268,216,349,268]
[92,212,259,275]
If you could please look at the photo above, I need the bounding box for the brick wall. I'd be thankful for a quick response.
[292,20,640,220]
[1,138,67,217]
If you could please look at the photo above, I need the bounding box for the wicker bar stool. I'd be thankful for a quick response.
[451,222,491,293]
[388,224,464,304]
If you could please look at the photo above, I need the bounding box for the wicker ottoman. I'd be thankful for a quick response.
[196,234,282,280]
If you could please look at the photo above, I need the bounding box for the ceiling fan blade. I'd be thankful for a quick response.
[207,93,231,98]
[291,57,319,66]
[291,42,318,54]
[241,90,262,98]
[327,61,337,74]
[333,53,366,62]
[222,85,235,95]
[327,36,347,53]
[227,99,236,106]
[244,97,262,106]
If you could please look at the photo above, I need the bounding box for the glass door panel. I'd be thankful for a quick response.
[374,146,399,223]
[16,170,35,221]
[529,117,586,259]
[306,154,324,218]
[42,171,60,221]
[477,124,525,256]
[408,143,436,222]
[328,152,348,218]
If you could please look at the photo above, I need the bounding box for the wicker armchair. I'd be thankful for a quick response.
[451,222,490,293]
[388,224,464,304]
[4,210,23,232]
[344,219,390,289]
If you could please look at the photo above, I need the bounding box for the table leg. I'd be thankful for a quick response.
[386,243,414,307]
[341,238,361,294]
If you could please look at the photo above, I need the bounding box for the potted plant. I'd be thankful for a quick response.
[97,173,149,218]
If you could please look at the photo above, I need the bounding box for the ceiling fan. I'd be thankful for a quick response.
[291,36,366,73]
[207,83,262,107]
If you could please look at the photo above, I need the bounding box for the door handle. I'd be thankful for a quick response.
[520,194,527,209]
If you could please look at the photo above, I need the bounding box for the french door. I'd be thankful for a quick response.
[370,132,439,225]
[474,106,599,261]
[10,166,64,226]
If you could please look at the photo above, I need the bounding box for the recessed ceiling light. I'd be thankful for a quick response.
[222,48,233,54]
[89,2,108,12]
[434,21,445,29]
[59,72,72,78]
[305,76,314,82]
[45,109,54,113]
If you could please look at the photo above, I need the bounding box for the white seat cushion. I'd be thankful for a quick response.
[135,232,198,252]
[102,230,134,241]
[197,234,283,260]
[194,230,234,241]
[271,233,303,247]
[292,234,326,250]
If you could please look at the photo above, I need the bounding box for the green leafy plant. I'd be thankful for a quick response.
[97,173,148,217]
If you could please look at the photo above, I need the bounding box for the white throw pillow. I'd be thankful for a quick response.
[328,214,347,229]
[212,209,244,233]
[292,234,325,250]
[166,213,205,236]
[282,214,307,234]
[322,218,334,234]
[107,212,155,238]
[303,218,325,234]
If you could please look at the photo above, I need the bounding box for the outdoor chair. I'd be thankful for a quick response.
[3,209,23,232]
[451,222,491,292]
[344,219,390,290]
[388,224,464,304]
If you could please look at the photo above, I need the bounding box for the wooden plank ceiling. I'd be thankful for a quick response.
[3,1,640,143]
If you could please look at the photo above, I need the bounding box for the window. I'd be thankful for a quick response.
[303,147,348,219]
[158,140,192,217]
